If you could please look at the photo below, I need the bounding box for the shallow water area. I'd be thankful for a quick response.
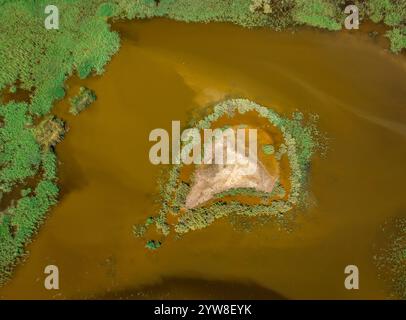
[1,19,406,299]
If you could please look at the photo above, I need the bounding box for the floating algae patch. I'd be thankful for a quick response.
[374,217,406,299]
[134,99,320,247]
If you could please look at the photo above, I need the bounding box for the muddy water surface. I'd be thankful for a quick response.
[1,19,406,299]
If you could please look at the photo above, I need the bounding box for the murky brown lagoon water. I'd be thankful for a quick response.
[1,19,406,299]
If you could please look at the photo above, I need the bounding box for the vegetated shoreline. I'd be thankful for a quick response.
[0,0,404,287]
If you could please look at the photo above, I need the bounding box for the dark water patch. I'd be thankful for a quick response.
[0,81,33,104]
[94,277,286,300]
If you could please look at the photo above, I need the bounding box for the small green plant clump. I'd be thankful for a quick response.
[69,87,97,115]
[145,240,162,250]
[262,144,275,155]
[34,115,67,150]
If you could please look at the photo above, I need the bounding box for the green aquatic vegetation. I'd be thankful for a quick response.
[155,215,171,236]
[123,0,270,27]
[172,182,190,213]
[9,85,16,94]
[41,151,58,180]
[0,1,120,116]
[368,0,406,26]
[69,87,97,115]
[274,143,287,160]
[215,187,271,199]
[270,181,286,198]
[145,240,162,250]
[367,0,406,52]
[0,178,59,285]
[249,0,295,29]
[0,101,60,284]
[34,115,66,150]
[387,27,406,53]
[97,2,116,18]
[133,224,147,238]
[175,201,292,234]
[262,144,275,155]
[250,0,273,14]
[248,0,406,41]
[145,216,155,226]
[292,0,342,30]
[20,188,31,198]
[375,217,406,299]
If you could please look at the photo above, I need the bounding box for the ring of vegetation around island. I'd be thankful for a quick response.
[0,0,405,292]
[134,99,320,247]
